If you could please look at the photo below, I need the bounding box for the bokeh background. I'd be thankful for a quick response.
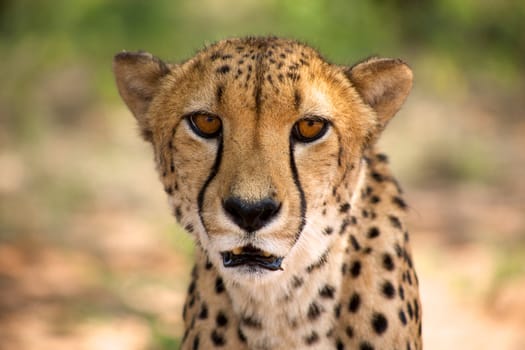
[1,1,524,349]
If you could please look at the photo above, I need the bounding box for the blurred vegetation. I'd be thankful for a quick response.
[1,0,524,142]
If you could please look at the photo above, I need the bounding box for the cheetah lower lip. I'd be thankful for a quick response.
[221,245,284,271]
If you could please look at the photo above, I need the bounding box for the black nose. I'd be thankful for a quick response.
[223,197,281,232]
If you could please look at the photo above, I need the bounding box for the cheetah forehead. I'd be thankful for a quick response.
[179,37,350,118]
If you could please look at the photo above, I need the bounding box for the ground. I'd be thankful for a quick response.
[1,94,524,349]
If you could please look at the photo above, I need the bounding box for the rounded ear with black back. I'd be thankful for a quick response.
[344,57,413,130]
[113,51,170,141]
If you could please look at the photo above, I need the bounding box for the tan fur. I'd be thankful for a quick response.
[114,37,422,350]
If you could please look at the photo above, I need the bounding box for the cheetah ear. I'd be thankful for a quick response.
[344,57,413,127]
[113,51,171,141]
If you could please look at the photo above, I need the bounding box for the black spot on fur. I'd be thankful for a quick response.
[348,293,361,313]
[174,206,182,221]
[394,243,403,258]
[399,309,407,326]
[242,315,262,329]
[323,226,334,235]
[406,271,413,285]
[360,342,374,350]
[339,218,351,235]
[381,281,396,299]
[291,275,304,288]
[407,301,414,320]
[350,260,361,278]
[205,258,213,270]
[304,331,319,345]
[350,235,361,251]
[367,227,380,239]
[188,280,196,294]
[216,65,230,74]
[371,312,388,334]
[319,284,336,299]
[370,195,381,204]
[371,172,384,182]
[192,334,199,350]
[341,263,348,275]
[215,277,225,294]
[307,301,323,320]
[199,303,208,319]
[389,215,402,229]
[392,196,408,210]
[216,311,228,327]
[336,339,345,350]
[382,253,395,271]
[334,303,342,318]
[345,325,354,338]
[287,72,300,81]
[210,329,226,346]
[339,202,351,213]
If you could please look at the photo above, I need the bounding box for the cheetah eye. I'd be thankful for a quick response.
[292,117,329,143]
[187,113,222,138]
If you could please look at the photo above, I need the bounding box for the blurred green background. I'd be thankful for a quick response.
[1,1,524,349]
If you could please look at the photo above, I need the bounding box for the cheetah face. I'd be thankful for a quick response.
[113,37,412,283]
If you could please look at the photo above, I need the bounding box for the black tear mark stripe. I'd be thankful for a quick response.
[197,137,224,236]
[289,136,307,244]
[336,131,343,168]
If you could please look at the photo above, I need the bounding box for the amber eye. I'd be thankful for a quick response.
[188,113,222,138]
[292,117,329,142]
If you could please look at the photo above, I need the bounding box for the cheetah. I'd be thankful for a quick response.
[113,37,422,350]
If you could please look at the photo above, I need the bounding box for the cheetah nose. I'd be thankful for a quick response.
[223,197,281,233]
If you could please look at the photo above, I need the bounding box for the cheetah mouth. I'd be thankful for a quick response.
[221,245,284,271]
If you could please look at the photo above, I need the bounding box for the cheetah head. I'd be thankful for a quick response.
[113,37,412,284]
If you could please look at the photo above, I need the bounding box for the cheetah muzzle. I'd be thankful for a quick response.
[113,36,423,350]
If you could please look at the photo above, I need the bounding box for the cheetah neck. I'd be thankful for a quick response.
[223,236,348,349]
[216,161,369,349]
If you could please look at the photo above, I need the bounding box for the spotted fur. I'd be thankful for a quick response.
[113,37,422,350]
